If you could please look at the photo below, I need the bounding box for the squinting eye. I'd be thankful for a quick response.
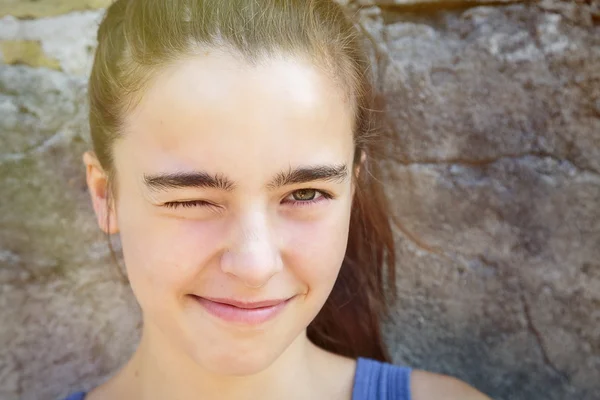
[163,200,214,209]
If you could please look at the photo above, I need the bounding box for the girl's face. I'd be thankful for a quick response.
[102,51,356,375]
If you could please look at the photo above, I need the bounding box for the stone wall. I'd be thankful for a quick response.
[0,1,598,399]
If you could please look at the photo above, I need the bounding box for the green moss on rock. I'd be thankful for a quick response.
[0,0,112,18]
[0,40,61,70]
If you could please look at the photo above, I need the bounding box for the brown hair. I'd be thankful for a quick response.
[90,0,396,362]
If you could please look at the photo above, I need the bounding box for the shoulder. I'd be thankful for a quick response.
[353,358,491,400]
[411,369,492,400]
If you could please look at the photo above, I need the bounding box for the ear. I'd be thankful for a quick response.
[352,150,367,197]
[83,151,119,234]
[354,150,367,179]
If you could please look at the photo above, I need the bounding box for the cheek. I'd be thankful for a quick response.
[117,200,226,299]
[283,203,352,292]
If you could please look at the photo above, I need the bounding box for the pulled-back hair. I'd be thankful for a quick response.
[90,0,396,362]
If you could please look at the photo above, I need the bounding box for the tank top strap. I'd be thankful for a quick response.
[352,357,412,400]
[62,391,86,400]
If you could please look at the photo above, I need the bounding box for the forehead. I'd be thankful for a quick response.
[117,50,355,181]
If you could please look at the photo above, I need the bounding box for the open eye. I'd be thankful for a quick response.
[283,189,332,207]
[292,189,318,201]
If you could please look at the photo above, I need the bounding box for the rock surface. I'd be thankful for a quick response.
[0,1,598,400]
[0,11,104,76]
[0,65,141,400]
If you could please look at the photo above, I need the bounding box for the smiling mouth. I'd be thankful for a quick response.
[190,295,294,325]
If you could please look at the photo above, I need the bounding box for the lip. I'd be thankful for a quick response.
[191,295,293,325]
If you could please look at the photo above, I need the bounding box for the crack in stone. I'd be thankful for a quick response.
[392,216,450,257]
[519,289,571,384]
[395,289,486,304]
[13,353,24,400]
[394,152,600,176]
[368,0,536,13]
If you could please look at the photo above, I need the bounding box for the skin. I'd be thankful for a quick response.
[84,49,491,400]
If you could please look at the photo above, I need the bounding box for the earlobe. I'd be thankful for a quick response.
[83,151,119,234]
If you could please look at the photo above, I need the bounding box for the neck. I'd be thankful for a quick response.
[114,325,324,400]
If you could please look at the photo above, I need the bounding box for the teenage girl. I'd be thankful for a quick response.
[65,1,492,399]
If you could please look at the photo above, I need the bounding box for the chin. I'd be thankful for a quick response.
[196,347,280,376]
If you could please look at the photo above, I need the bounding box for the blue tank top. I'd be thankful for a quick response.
[353,357,412,400]
[63,357,411,400]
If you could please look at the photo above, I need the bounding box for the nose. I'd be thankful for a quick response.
[220,210,283,288]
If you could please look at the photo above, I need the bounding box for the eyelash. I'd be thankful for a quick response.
[163,200,213,209]
[162,189,333,210]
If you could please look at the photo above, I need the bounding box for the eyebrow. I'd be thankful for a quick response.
[267,164,348,190]
[144,171,235,192]
[143,164,348,192]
